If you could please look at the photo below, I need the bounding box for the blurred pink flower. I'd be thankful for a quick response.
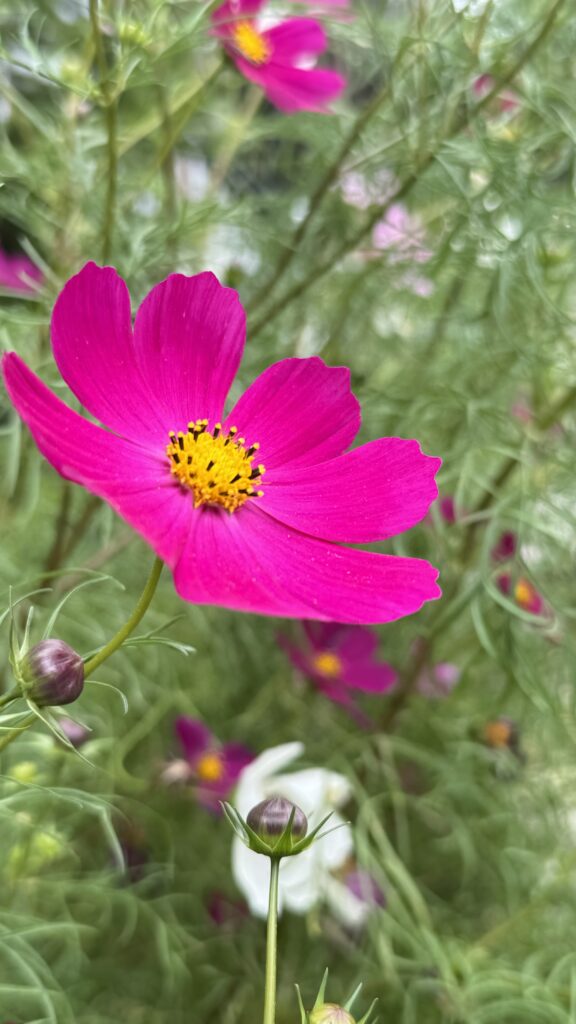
[474,74,520,114]
[417,661,461,699]
[212,0,346,113]
[0,248,42,294]
[340,168,398,210]
[164,717,254,812]
[497,573,545,616]
[372,205,432,263]
[439,496,457,524]
[207,890,249,929]
[491,531,517,563]
[281,621,397,711]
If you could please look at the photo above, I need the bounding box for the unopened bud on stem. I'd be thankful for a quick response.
[247,796,308,843]
[18,640,84,707]
[310,1005,355,1024]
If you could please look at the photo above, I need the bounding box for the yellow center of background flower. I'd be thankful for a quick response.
[167,420,265,513]
[483,721,512,748]
[232,21,271,65]
[514,578,535,609]
[312,651,343,678]
[196,751,225,783]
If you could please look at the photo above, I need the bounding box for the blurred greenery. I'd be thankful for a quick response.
[0,0,576,1020]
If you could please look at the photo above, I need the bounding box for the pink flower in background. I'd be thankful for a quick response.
[282,621,397,709]
[0,248,42,294]
[372,205,432,264]
[417,661,461,699]
[491,531,517,563]
[340,168,398,210]
[473,74,520,114]
[212,0,346,113]
[439,496,457,524]
[497,574,545,617]
[3,263,441,623]
[165,717,253,811]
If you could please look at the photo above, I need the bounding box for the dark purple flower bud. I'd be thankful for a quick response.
[19,640,84,707]
[247,795,308,843]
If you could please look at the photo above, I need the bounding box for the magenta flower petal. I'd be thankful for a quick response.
[1,354,192,567]
[222,742,254,778]
[0,248,43,294]
[133,271,246,428]
[237,59,345,113]
[224,357,360,471]
[51,263,167,446]
[336,626,378,661]
[175,717,211,760]
[173,505,440,623]
[341,660,397,693]
[214,0,264,28]
[263,18,327,61]
[261,438,441,541]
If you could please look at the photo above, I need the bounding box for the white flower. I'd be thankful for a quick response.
[232,742,353,917]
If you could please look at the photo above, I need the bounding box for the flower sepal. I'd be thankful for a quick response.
[221,796,334,860]
[296,969,378,1024]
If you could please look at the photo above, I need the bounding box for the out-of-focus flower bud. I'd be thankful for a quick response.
[18,639,84,707]
[59,717,90,748]
[247,796,308,843]
[310,1005,355,1024]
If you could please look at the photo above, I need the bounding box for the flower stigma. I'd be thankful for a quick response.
[196,751,225,783]
[167,420,265,513]
[312,651,343,678]
[231,21,272,65]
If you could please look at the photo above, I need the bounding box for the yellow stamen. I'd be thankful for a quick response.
[483,720,512,749]
[514,578,536,610]
[166,420,265,513]
[232,20,271,65]
[312,651,343,679]
[196,751,224,783]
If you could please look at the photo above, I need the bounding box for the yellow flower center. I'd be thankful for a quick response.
[514,578,535,609]
[483,720,512,749]
[196,751,224,783]
[167,420,265,514]
[312,651,343,679]
[232,20,271,65]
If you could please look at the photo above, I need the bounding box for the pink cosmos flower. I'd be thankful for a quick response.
[2,263,441,623]
[212,0,346,113]
[340,169,398,210]
[166,716,253,812]
[497,573,545,616]
[372,205,432,264]
[0,248,42,295]
[282,621,397,708]
[439,496,457,524]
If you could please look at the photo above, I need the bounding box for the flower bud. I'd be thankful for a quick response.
[310,1006,355,1024]
[247,796,307,843]
[18,640,84,707]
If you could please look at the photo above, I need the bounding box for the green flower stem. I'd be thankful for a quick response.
[263,857,280,1024]
[0,687,20,709]
[249,0,568,340]
[84,556,163,679]
[89,0,118,263]
[0,712,36,753]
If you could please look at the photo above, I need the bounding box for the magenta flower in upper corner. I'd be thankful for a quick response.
[212,0,346,114]
[282,621,397,707]
[2,262,441,623]
[0,248,42,295]
[163,717,254,811]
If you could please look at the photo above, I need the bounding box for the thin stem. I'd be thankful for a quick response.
[89,0,118,263]
[0,688,19,709]
[248,79,391,315]
[263,858,280,1024]
[249,0,567,338]
[83,556,163,679]
[0,713,36,753]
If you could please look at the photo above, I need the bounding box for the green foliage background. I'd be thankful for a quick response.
[0,0,575,1020]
